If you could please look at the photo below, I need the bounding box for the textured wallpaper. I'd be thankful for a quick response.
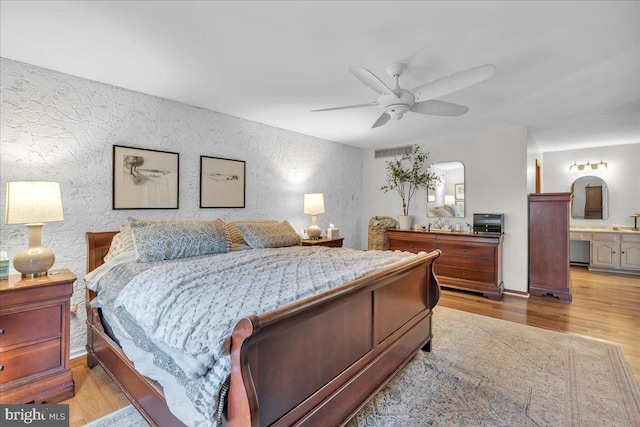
[0,58,362,356]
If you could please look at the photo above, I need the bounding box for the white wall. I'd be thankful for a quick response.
[542,144,640,228]
[362,126,530,293]
[0,58,363,356]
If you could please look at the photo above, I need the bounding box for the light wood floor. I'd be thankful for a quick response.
[62,266,640,425]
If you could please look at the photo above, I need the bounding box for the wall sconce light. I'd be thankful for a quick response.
[303,193,325,239]
[5,181,64,277]
[570,160,607,171]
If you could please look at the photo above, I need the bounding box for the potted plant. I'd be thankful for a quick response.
[380,145,440,229]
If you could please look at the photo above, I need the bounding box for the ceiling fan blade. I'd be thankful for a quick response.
[411,64,496,102]
[350,66,399,99]
[311,102,378,112]
[410,100,470,117]
[372,112,391,128]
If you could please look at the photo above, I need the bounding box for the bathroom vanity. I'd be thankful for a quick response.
[570,227,640,275]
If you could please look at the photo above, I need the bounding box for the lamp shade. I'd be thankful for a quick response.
[304,193,325,215]
[444,195,455,205]
[5,181,64,224]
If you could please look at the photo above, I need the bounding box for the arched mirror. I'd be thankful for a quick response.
[427,161,465,217]
[570,176,608,220]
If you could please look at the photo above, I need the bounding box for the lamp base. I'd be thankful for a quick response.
[13,247,55,278]
[307,224,322,240]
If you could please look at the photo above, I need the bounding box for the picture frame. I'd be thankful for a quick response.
[456,201,465,216]
[427,186,436,202]
[200,156,246,208]
[112,145,179,209]
[455,183,465,200]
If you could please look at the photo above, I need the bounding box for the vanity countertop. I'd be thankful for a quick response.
[570,226,640,234]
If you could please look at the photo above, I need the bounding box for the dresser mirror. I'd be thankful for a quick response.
[427,161,465,217]
[570,176,608,220]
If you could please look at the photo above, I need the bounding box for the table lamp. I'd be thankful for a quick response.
[304,193,324,239]
[5,181,64,278]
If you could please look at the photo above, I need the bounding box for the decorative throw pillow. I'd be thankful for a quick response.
[103,225,136,263]
[103,232,125,264]
[129,217,230,262]
[225,220,280,251]
[119,224,135,251]
[237,221,301,249]
[225,222,246,246]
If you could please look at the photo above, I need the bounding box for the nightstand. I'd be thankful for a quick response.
[0,269,76,403]
[301,237,344,248]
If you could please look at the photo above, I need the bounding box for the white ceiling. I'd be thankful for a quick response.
[1,1,639,152]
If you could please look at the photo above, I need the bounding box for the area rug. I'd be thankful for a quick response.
[84,307,640,426]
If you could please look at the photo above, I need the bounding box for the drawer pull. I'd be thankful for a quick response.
[0,365,4,371]
[0,328,4,335]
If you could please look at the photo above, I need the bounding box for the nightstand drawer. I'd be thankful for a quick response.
[301,238,344,247]
[0,339,61,384]
[0,306,62,348]
[437,243,495,259]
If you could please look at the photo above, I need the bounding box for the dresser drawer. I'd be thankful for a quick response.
[0,305,62,348]
[438,255,495,273]
[436,265,496,283]
[0,339,61,384]
[389,239,436,253]
[437,242,495,259]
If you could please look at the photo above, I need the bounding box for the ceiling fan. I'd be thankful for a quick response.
[311,62,496,128]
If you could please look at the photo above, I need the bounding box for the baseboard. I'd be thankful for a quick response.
[503,289,529,298]
[70,351,88,369]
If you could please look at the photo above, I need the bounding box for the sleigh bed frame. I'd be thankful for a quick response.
[85,231,441,426]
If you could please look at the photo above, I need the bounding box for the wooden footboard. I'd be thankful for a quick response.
[85,231,440,426]
[227,251,440,426]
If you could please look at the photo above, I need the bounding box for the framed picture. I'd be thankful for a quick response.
[200,156,246,208]
[456,201,465,216]
[113,145,179,209]
[455,183,465,200]
[427,186,436,202]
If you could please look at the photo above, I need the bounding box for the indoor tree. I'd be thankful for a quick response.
[380,145,440,217]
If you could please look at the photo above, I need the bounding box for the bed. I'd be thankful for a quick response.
[84,218,441,426]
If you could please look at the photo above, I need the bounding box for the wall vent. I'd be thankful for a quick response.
[374,145,413,159]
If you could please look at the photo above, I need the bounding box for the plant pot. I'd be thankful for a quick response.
[397,215,413,230]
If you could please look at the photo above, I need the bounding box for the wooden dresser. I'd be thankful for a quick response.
[387,229,504,300]
[529,193,571,302]
[0,269,76,403]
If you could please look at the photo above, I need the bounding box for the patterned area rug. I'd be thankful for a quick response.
[85,307,640,426]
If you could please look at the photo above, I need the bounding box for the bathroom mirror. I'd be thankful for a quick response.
[570,176,608,220]
[427,161,465,218]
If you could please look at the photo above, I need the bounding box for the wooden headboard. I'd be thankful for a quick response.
[85,231,118,274]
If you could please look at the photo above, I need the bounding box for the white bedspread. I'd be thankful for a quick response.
[87,246,417,426]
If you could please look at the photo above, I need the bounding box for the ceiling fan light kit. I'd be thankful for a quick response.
[312,60,496,129]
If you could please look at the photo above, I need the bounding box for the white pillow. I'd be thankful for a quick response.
[103,225,135,263]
